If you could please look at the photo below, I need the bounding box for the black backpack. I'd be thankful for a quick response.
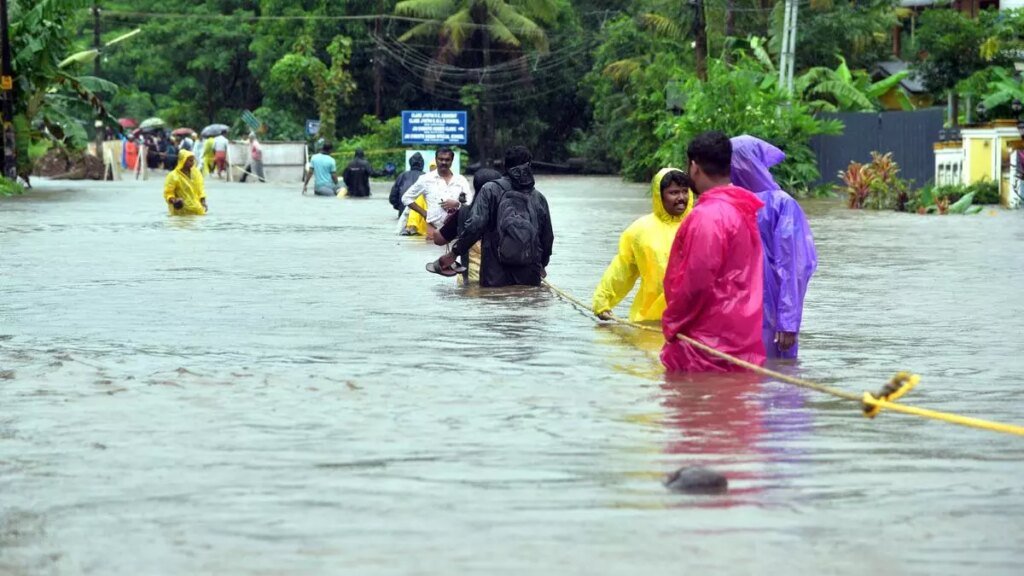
[494,180,540,266]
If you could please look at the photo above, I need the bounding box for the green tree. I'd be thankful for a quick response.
[269,34,357,141]
[102,2,261,127]
[788,0,898,73]
[8,0,118,152]
[655,57,842,194]
[913,7,992,126]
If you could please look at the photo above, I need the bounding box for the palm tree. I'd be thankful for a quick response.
[393,0,562,164]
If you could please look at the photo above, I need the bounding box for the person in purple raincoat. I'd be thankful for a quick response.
[729,135,818,359]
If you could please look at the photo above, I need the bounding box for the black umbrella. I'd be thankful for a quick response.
[201,124,229,138]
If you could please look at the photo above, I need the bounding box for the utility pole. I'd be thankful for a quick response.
[373,0,383,119]
[1,0,16,179]
[778,0,798,95]
[692,0,707,82]
[92,1,105,167]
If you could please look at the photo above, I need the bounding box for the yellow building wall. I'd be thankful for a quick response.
[967,137,992,183]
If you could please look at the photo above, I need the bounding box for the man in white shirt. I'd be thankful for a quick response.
[401,148,472,242]
[213,130,230,179]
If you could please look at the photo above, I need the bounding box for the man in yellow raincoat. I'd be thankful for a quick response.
[163,149,207,215]
[592,168,694,322]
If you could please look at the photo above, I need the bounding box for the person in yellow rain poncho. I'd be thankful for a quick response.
[400,160,436,237]
[163,150,208,216]
[592,168,694,323]
[201,136,216,175]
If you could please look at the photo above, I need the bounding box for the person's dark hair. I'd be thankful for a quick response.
[221,129,228,136]
[686,131,732,178]
[504,145,532,169]
[473,168,502,193]
[436,147,454,160]
[660,170,692,191]
[354,148,364,158]
[321,141,334,153]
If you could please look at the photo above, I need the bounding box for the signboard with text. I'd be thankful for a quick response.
[401,110,468,146]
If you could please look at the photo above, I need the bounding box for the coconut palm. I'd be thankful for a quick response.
[393,0,563,162]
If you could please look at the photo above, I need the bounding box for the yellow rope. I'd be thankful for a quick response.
[541,280,1024,437]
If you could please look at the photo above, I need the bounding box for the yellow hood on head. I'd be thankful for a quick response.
[176,149,196,173]
[651,167,694,224]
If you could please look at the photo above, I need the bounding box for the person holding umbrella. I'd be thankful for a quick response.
[213,129,230,179]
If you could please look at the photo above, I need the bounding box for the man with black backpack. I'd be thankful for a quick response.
[432,145,554,287]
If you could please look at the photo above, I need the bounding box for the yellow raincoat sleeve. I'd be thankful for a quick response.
[592,224,640,316]
[163,173,178,204]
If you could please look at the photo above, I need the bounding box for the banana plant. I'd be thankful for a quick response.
[795,55,914,112]
[980,67,1024,113]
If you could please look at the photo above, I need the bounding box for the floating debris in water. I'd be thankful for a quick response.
[664,467,728,495]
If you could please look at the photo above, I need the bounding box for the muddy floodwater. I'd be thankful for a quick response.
[2,176,1024,575]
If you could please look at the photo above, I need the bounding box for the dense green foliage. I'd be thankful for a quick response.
[654,56,843,194]
[9,1,1021,193]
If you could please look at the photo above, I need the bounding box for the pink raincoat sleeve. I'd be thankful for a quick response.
[662,212,725,342]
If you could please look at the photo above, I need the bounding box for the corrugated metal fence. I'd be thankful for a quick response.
[810,109,944,188]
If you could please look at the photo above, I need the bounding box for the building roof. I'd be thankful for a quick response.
[873,60,928,93]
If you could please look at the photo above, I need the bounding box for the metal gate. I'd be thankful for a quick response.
[810,109,945,188]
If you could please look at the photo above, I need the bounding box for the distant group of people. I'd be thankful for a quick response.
[389,145,553,287]
[302,144,375,198]
[161,130,266,216]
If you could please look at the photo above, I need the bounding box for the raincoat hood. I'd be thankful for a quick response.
[409,152,424,171]
[730,135,785,193]
[651,167,695,224]
[175,149,197,174]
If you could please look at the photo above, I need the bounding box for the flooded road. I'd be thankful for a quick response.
[2,175,1024,575]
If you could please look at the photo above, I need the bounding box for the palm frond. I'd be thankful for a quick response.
[443,9,474,54]
[493,2,548,52]
[485,14,522,49]
[395,0,456,19]
[398,21,444,43]
[509,0,562,26]
[638,13,682,40]
[602,58,641,84]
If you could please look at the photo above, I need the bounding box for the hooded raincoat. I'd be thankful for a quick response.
[661,185,766,372]
[390,152,425,213]
[592,168,695,322]
[163,150,207,216]
[730,135,818,359]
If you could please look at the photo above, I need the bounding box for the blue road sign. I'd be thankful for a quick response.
[401,111,468,146]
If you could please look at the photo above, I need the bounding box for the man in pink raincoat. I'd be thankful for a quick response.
[661,131,767,372]
[730,135,818,359]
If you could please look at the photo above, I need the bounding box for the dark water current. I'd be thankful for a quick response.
[2,176,1023,575]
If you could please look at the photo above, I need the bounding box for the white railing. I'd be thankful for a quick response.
[934,146,964,187]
